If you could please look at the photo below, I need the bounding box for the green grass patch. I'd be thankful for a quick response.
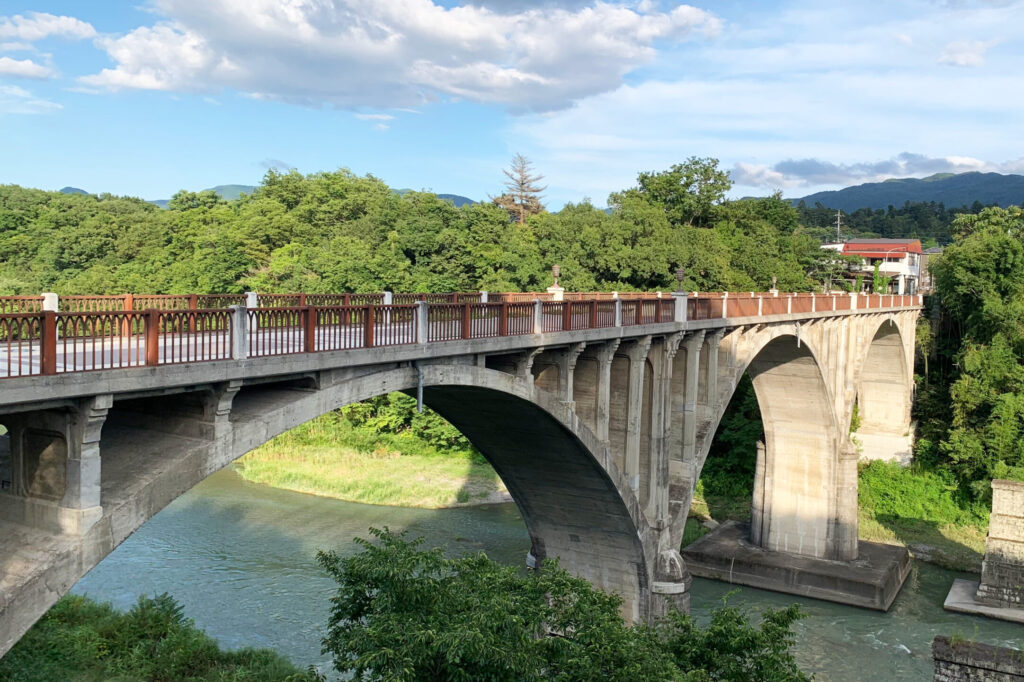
[236,412,507,508]
[857,459,989,571]
[0,593,318,682]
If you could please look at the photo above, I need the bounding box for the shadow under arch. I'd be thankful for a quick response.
[109,364,656,623]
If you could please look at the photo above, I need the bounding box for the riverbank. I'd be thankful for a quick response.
[236,415,509,508]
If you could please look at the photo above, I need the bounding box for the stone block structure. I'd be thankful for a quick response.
[932,636,1024,681]
[977,480,1024,608]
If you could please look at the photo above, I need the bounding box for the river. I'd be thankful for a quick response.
[72,468,1022,680]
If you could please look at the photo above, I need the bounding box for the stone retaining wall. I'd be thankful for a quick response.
[977,480,1024,608]
[933,636,1024,681]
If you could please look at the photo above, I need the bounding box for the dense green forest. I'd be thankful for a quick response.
[0,158,845,296]
[795,199,993,245]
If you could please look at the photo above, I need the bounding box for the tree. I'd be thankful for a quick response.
[492,153,546,224]
[318,527,809,681]
[612,157,731,228]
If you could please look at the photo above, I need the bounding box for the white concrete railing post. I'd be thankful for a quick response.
[230,305,248,360]
[614,298,623,326]
[383,291,393,305]
[533,299,544,334]
[480,291,488,303]
[787,293,793,314]
[672,291,688,323]
[757,296,763,316]
[41,293,58,312]
[832,294,837,311]
[416,301,429,344]
[722,292,728,318]
[811,293,816,313]
[244,291,259,333]
[849,292,858,310]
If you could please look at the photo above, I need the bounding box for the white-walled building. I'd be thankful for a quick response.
[821,238,922,295]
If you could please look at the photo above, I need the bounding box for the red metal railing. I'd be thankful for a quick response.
[0,292,924,379]
[56,310,147,372]
[0,296,43,314]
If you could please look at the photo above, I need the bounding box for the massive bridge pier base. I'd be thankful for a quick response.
[0,294,921,656]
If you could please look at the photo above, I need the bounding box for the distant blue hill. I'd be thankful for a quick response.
[59,186,88,195]
[790,172,1024,212]
[149,184,258,209]
[394,188,476,207]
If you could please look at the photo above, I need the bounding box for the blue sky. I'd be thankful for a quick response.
[1,1,1022,207]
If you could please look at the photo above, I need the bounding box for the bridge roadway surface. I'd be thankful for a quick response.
[0,291,923,657]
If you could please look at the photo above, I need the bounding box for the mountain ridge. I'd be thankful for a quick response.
[790,171,1024,211]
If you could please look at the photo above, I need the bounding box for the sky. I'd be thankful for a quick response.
[1,0,1022,208]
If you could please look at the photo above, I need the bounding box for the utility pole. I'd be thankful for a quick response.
[835,209,843,242]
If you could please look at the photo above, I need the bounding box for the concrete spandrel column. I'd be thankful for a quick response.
[703,331,724,418]
[594,340,620,444]
[650,333,684,524]
[0,396,111,534]
[623,336,652,492]
[681,331,705,476]
[66,395,111,513]
[560,342,587,404]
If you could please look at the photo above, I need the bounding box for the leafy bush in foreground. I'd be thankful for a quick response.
[0,593,319,682]
[318,527,809,681]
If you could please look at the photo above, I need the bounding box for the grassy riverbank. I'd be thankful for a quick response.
[236,411,508,508]
[0,594,318,682]
[686,460,989,572]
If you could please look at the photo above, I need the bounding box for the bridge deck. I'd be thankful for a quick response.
[0,292,921,382]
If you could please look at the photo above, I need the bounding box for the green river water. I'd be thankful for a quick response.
[72,468,1022,680]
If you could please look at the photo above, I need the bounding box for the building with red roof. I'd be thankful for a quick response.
[821,238,922,294]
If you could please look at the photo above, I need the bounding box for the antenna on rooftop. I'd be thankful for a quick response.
[835,210,844,242]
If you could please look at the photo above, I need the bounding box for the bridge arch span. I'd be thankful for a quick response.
[671,327,854,561]
[222,364,656,620]
[855,318,913,436]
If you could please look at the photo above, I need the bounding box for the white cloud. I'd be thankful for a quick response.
[354,113,394,121]
[0,56,54,79]
[0,12,95,42]
[79,0,721,111]
[0,41,34,52]
[0,83,61,114]
[734,153,1007,189]
[730,162,797,189]
[938,39,996,66]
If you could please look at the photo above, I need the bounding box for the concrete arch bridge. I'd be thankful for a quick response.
[0,291,921,655]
